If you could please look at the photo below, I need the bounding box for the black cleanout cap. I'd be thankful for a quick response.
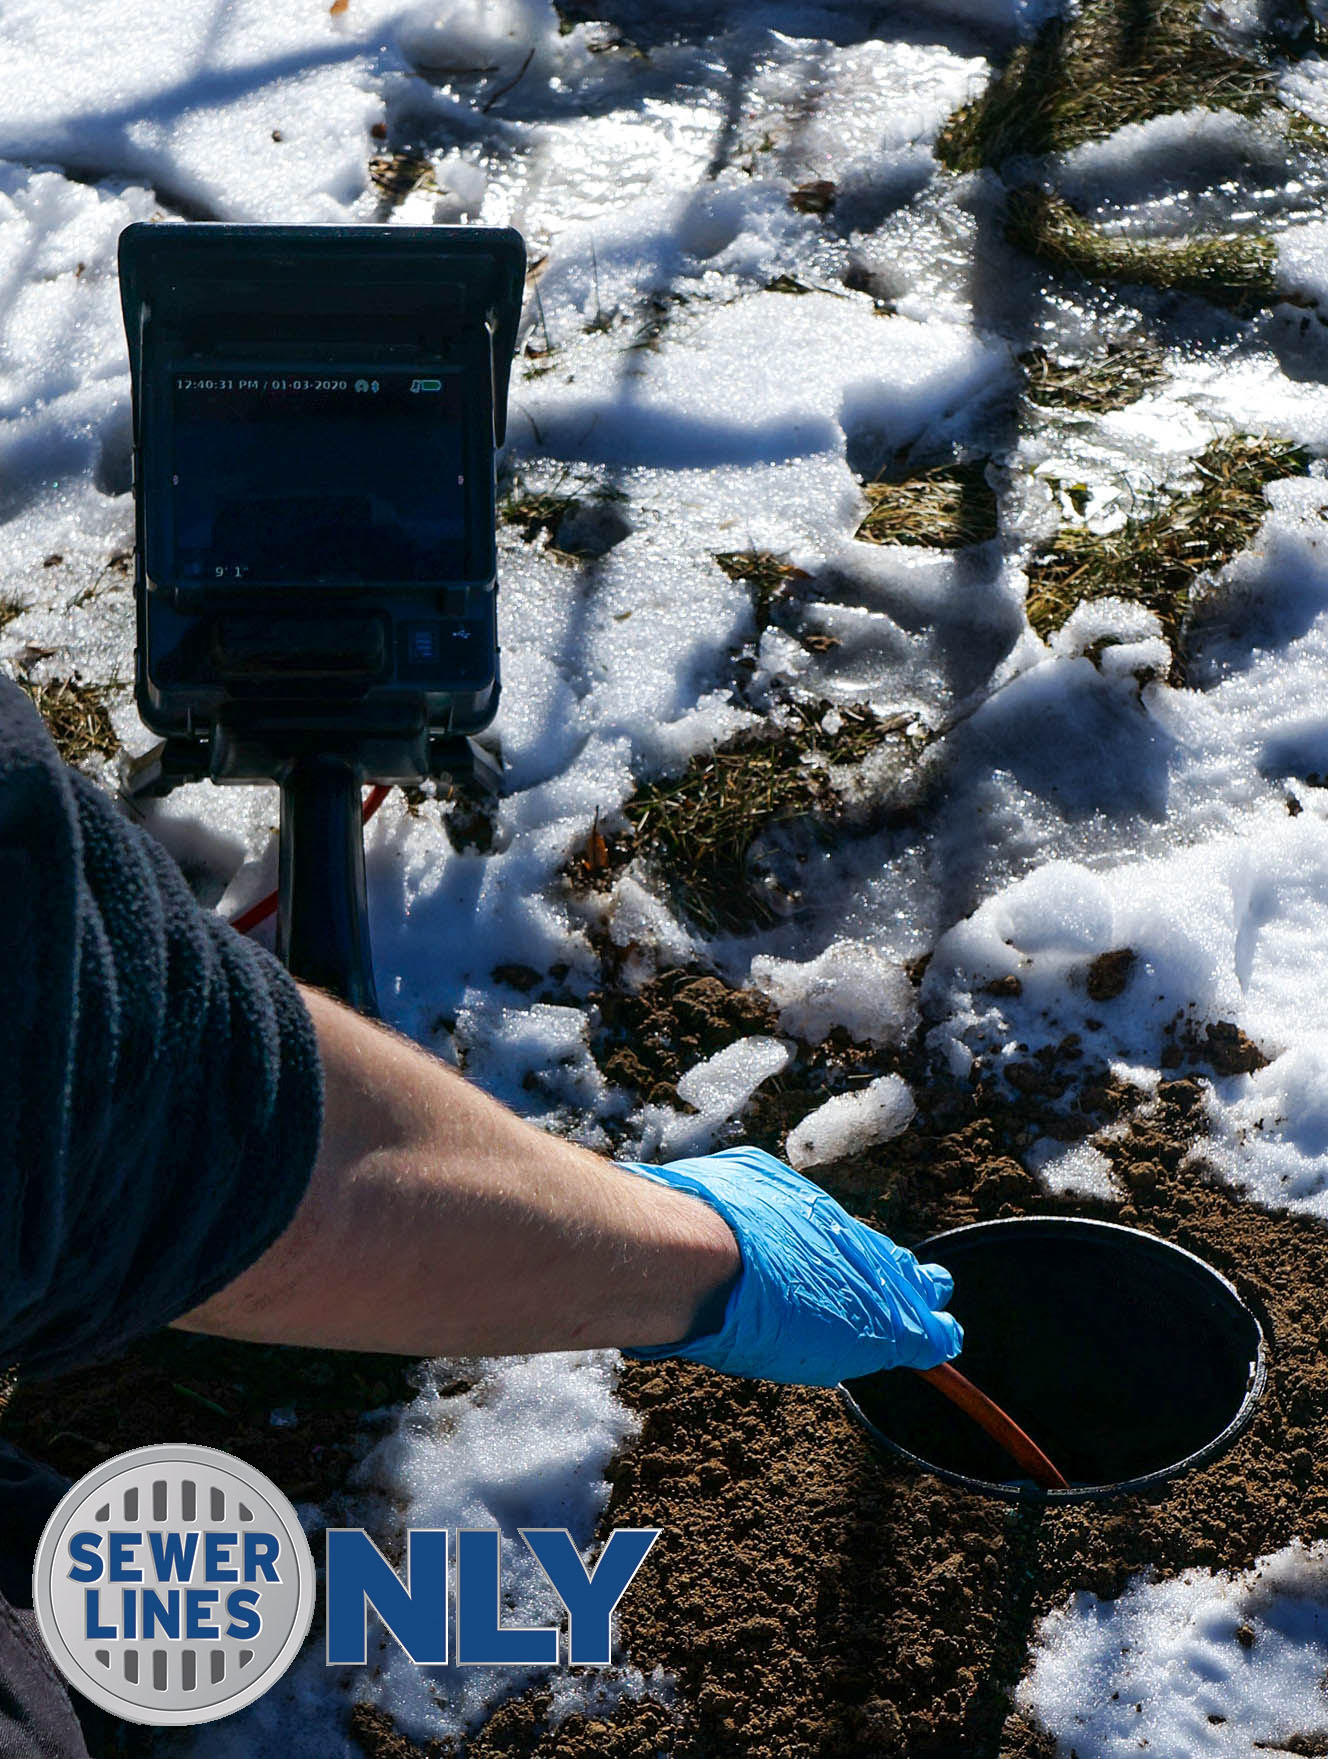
[117,222,526,444]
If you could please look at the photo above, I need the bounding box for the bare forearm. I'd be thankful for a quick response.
[174,986,739,1356]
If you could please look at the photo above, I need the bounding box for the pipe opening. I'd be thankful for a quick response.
[841,1217,1265,1503]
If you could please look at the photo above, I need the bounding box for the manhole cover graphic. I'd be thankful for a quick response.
[33,1443,315,1724]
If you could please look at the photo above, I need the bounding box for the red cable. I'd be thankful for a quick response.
[230,784,392,935]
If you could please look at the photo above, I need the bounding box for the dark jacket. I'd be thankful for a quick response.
[0,675,322,1378]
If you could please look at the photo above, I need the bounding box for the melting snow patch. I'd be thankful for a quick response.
[547,1663,675,1727]
[1278,217,1328,308]
[1019,1543,1328,1759]
[1024,1138,1124,1201]
[786,1074,915,1170]
[750,938,919,1047]
[186,1354,646,1756]
[397,0,560,86]
[926,812,1328,1218]
[349,1353,642,1743]
[605,873,697,970]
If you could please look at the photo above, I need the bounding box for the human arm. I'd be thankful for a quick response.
[2,670,955,1387]
[175,989,959,1385]
[173,984,743,1357]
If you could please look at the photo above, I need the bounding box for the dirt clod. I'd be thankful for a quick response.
[1086,948,1136,1002]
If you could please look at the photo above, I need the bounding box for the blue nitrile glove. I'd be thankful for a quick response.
[617,1146,961,1386]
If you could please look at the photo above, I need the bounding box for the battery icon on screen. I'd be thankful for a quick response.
[410,378,443,393]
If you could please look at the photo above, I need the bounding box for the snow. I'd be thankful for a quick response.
[204,1354,641,1753]
[675,1036,791,1115]
[1020,1543,1328,1759]
[640,1035,792,1157]
[924,801,1328,1217]
[750,937,919,1046]
[1024,1138,1124,1200]
[0,0,411,222]
[347,1353,638,1742]
[1055,109,1314,235]
[10,0,1328,1745]
[785,1073,916,1170]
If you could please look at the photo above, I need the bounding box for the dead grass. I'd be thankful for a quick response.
[1006,188,1279,313]
[856,460,999,549]
[1026,435,1309,659]
[1020,341,1168,413]
[1285,104,1328,153]
[501,478,629,563]
[501,488,581,549]
[618,703,884,933]
[714,550,806,615]
[0,595,25,632]
[16,674,119,765]
[368,153,436,202]
[937,0,1277,171]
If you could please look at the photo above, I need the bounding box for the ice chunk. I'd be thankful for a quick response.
[644,1037,791,1158]
[675,1037,791,1114]
[786,1075,915,1170]
[751,939,918,1047]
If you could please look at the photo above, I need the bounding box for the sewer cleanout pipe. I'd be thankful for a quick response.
[841,1216,1266,1505]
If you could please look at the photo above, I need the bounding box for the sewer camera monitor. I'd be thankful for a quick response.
[118,223,526,1015]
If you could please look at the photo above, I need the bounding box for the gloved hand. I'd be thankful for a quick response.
[617,1146,961,1386]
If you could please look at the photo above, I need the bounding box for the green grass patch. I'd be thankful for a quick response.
[937,0,1277,171]
[1020,341,1168,413]
[1026,435,1309,655]
[1006,188,1279,314]
[619,703,884,933]
[17,674,119,765]
[856,460,999,549]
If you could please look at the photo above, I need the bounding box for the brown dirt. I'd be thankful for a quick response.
[13,935,1310,1759]
[0,1332,419,1508]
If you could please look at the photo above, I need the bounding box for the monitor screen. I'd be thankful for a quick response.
[166,369,468,585]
